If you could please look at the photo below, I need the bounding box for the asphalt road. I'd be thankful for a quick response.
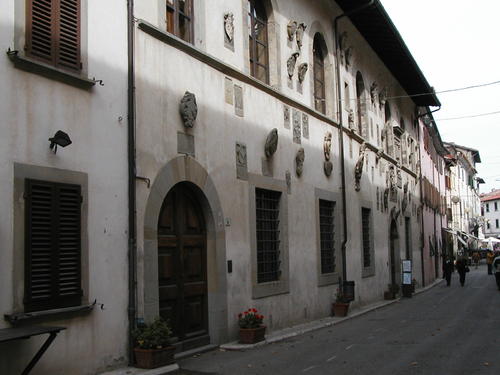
[177,264,500,375]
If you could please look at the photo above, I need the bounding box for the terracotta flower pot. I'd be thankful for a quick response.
[332,302,349,317]
[239,325,266,344]
[134,346,176,369]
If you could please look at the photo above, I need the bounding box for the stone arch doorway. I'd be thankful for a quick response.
[389,219,399,286]
[158,182,208,349]
[142,156,228,349]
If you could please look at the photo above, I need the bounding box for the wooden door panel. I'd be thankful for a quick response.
[158,183,208,347]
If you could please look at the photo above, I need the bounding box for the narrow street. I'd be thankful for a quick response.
[177,265,500,375]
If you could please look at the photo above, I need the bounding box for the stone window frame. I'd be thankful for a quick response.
[11,163,89,315]
[315,188,342,287]
[248,173,289,299]
[242,0,281,89]
[360,200,375,278]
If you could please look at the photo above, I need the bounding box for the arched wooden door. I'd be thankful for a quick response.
[157,182,209,350]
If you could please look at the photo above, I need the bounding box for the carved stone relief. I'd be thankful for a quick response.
[295,147,305,177]
[287,21,297,41]
[296,23,307,49]
[179,91,198,128]
[323,132,332,161]
[354,143,367,192]
[283,105,290,129]
[286,170,292,194]
[293,109,301,144]
[298,63,308,83]
[234,85,244,117]
[302,113,309,139]
[224,12,234,46]
[235,142,248,180]
[287,52,300,79]
[348,109,355,130]
[264,128,278,158]
[379,87,387,109]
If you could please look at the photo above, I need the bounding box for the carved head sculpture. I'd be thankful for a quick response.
[224,12,235,42]
[287,21,298,41]
[265,128,279,158]
[354,143,367,191]
[179,91,198,128]
[295,147,305,177]
[287,52,300,78]
[298,63,308,83]
[296,23,307,49]
[370,82,378,105]
[323,132,332,161]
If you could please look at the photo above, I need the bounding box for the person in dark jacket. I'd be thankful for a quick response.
[493,254,500,290]
[443,258,454,286]
[455,257,469,287]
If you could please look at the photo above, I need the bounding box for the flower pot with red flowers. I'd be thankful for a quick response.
[332,285,350,317]
[132,317,176,369]
[238,308,266,344]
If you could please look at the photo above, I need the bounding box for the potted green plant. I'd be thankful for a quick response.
[238,308,266,344]
[132,317,176,369]
[332,286,350,317]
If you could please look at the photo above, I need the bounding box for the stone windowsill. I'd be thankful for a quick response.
[4,303,95,324]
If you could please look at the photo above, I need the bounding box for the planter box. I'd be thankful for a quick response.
[332,302,349,317]
[134,346,176,369]
[239,325,266,344]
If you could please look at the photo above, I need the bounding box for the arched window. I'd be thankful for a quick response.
[313,33,326,114]
[356,71,366,135]
[248,0,269,83]
[400,117,405,131]
[166,0,193,43]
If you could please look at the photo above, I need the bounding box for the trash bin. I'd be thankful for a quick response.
[342,281,355,302]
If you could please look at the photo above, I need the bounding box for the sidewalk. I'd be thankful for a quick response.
[100,278,443,375]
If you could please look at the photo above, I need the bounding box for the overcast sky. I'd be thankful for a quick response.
[380,0,500,193]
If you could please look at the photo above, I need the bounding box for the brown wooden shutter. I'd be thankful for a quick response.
[27,0,56,64]
[57,0,81,71]
[25,179,82,312]
[26,0,81,71]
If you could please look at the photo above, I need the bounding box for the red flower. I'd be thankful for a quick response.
[244,311,248,315]
[252,308,257,313]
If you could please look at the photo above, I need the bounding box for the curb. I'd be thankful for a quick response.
[221,279,444,351]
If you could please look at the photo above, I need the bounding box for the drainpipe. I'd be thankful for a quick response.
[127,0,137,365]
[334,0,375,284]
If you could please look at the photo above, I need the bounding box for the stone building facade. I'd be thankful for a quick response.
[132,0,439,350]
[0,1,129,374]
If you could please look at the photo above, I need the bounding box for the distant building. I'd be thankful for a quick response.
[481,189,500,238]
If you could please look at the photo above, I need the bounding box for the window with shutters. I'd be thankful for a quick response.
[248,0,269,84]
[166,0,193,43]
[26,0,81,72]
[24,179,82,312]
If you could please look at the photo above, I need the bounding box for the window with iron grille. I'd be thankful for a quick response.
[319,200,335,274]
[248,0,269,83]
[256,188,281,283]
[362,207,371,268]
[24,179,82,312]
[26,0,81,72]
[166,0,193,43]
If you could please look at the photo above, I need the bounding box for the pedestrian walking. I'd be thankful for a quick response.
[455,257,469,287]
[472,251,480,269]
[493,254,500,291]
[486,250,495,275]
[443,258,454,286]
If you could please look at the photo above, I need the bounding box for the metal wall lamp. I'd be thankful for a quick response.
[49,130,72,154]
